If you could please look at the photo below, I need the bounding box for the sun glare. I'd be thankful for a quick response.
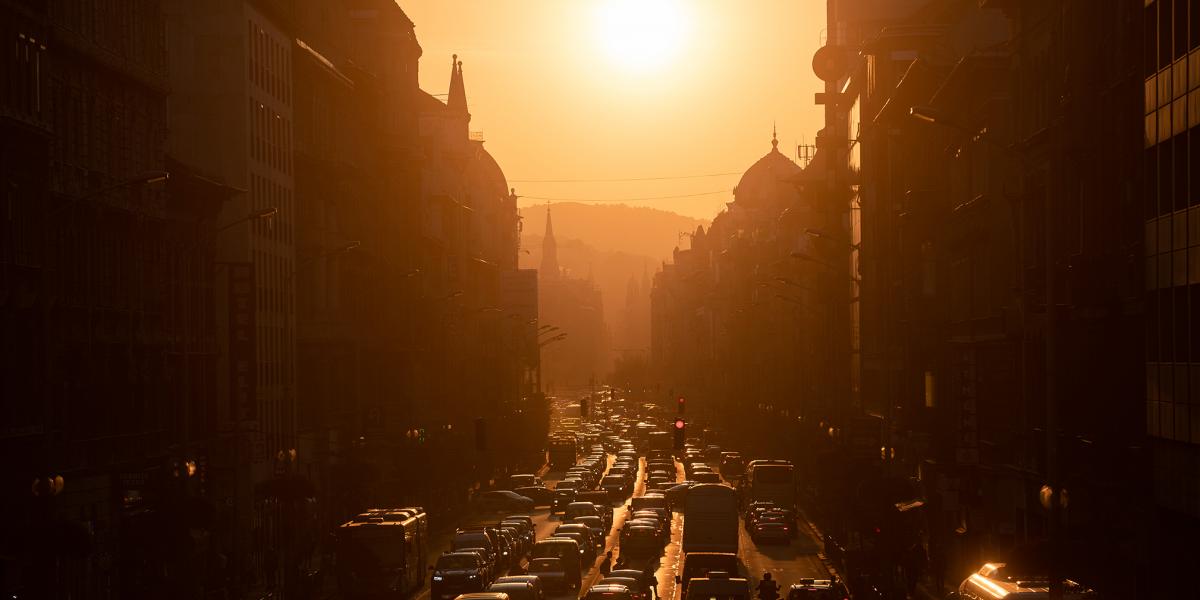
[593,0,690,73]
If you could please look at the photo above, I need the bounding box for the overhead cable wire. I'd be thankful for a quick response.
[509,171,743,183]
[518,189,732,203]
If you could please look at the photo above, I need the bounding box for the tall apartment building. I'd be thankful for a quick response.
[166,0,295,460]
[165,0,297,589]
[1142,0,1200,594]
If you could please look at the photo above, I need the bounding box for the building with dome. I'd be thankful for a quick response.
[651,130,851,445]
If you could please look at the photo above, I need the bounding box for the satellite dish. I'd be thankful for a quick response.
[812,45,849,82]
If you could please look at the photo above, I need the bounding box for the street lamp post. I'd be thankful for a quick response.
[179,207,279,449]
[537,333,568,395]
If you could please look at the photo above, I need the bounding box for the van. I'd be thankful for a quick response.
[675,552,740,597]
[953,564,1097,600]
[683,574,750,600]
[530,539,582,590]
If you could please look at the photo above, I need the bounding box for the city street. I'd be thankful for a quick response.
[3,1,1175,598]
[411,392,831,600]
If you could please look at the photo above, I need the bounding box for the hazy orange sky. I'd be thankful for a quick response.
[405,1,827,220]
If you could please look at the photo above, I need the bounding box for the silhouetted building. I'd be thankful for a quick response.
[824,0,1145,595]
[0,2,235,598]
[538,207,609,389]
[1141,0,1200,595]
[651,130,843,436]
[165,0,301,591]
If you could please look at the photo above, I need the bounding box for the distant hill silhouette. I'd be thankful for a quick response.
[517,202,709,261]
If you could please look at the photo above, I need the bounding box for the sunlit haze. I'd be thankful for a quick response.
[406,1,826,219]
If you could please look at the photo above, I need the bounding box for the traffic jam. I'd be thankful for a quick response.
[331,392,846,600]
[330,391,1089,600]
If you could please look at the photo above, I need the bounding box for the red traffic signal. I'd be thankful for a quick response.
[674,417,686,430]
[677,397,685,414]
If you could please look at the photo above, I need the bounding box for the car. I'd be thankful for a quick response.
[454,593,511,600]
[551,529,595,561]
[499,526,526,559]
[431,551,490,600]
[530,539,583,588]
[494,576,545,597]
[693,472,721,484]
[575,492,616,526]
[619,525,662,558]
[564,501,602,524]
[473,491,535,513]
[451,530,498,571]
[676,552,739,598]
[684,574,750,600]
[704,445,722,459]
[555,479,584,492]
[500,519,535,547]
[513,486,554,507]
[574,515,606,545]
[551,489,577,514]
[598,577,650,600]
[787,579,848,600]
[495,528,520,565]
[508,474,543,488]
[487,581,544,600]
[744,502,780,528]
[751,522,792,544]
[584,583,634,600]
[527,558,570,593]
[602,476,630,498]
[453,547,495,583]
[611,569,658,598]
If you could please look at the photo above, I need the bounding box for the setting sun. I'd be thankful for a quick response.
[593,0,691,73]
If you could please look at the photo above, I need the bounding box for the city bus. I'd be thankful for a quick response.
[745,460,796,509]
[549,434,578,470]
[336,507,428,599]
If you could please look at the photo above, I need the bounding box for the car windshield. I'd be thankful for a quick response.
[437,555,477,570]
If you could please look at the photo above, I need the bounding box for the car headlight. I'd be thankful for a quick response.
[433,576,444,582]
[468,575,478,580]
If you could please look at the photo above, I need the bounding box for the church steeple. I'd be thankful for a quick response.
[540,205,559,279]
[448,54,469,116]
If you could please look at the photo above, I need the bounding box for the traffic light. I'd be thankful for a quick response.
[580,397,589,420]
[474,418,486,452]
[677,396,686,414]
[673,417,686,450]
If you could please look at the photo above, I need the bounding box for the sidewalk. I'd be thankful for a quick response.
[799,506,947,600]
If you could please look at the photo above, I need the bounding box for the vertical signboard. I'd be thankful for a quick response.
[229,262,257,422]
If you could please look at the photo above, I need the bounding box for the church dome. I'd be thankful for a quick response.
[734,131,802,208]
[471,143,509,197]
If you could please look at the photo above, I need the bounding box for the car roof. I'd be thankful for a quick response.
[610,569,648,579]
[489,582,534,591]
[588,584,631,593]
[599,577,640,587]
[496,576,541,585]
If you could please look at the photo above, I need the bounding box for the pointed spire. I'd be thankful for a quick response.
[448,53,468,114]
[540,204,559,280]
[771,122,779,151]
